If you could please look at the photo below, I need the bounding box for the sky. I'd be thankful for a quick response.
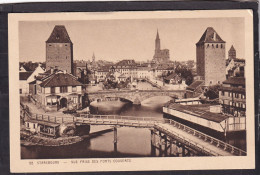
[19,17,245,62]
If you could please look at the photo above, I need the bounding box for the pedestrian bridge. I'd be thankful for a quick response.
[27,113,246,157]
[85,89,186,104]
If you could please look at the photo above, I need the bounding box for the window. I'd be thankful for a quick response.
[221,44,223,48]
[242,94,245,99]
[216,44,218,48]
[72,86,77,92]
[51,87,55,93]
[218,81,220,84]
[19,89,22,94]
[229,101,232,106]
[209,81,212,84]
[235,93,239,98]
[73,97,77,103]
[60,86,68,93]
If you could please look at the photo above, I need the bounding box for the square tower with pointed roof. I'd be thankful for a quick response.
[46,25,73,74]
[196,27,226,86]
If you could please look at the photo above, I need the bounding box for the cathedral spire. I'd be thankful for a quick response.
[155,29,160,51]
[92,52,95,62]
[156,29,160,40]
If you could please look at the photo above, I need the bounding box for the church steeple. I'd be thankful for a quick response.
[92,53,95,62]
[155,29,160,51]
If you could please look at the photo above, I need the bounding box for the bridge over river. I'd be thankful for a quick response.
[27,112,246,157]
[84,89,186,104]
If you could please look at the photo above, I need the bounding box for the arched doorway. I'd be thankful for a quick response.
[60,98,67,108]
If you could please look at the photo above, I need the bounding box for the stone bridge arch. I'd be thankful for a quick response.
[85,90,185,105]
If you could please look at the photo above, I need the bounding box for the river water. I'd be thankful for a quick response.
[21,82,246,159]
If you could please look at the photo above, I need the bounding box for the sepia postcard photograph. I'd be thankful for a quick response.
[8,10,255,172]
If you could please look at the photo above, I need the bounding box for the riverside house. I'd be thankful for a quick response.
[34,70,83,111]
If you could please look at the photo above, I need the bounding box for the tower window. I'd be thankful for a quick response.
[221,44,223,48]
[212,44,214,48]
[216,44,218,48]
[49,44,52,46]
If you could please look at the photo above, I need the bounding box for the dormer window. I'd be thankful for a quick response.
[56,35,60,40]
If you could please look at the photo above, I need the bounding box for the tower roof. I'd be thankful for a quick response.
[46,25,72,43]
[229,45,236,51]
[196,27,225,44]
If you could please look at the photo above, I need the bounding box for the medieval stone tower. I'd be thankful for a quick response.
[196,27,226,86]
[153,30,170,63]
[46,25,73,74]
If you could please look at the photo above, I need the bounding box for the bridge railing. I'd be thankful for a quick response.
[79,114,164,123]
[163,119,247,156]
[154,124,222,156]
[30,114,76,124]
[87,89,185,94]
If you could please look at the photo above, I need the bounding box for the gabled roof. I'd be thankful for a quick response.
[40,72,82,87]
[186,80,204,91]
[46,25,72,43]
[197,27,225,44]
[19,72,33,80]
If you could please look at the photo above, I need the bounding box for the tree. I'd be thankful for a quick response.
[204,85,221,99]
[174,67,193,85]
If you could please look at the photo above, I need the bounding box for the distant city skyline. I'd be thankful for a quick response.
[19,18,245,62]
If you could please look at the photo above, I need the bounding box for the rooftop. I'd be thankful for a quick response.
[40,72,83,87]
[164,72,180,81]
[223,77,245,86]
[19,72,33,80]
[46,25,72,43]
[166,103,228,123]
[197,27,225,44]
[186,80,204,91]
